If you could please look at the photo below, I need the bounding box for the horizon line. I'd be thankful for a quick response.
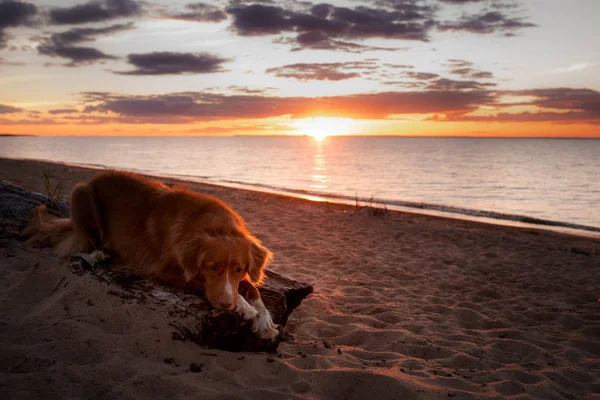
[2,133,600,139]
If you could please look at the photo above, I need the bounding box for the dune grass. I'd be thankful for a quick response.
[354,195,388,217]
[43,171,63,205]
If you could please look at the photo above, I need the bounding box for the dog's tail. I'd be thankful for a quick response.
[23,205,89,257]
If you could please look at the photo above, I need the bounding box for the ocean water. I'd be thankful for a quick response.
[1,136,599,231]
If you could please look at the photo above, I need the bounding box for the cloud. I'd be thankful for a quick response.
[449,67,494,79]
[227,3,434,52]
[48,22,134,44]
[447,88,600,123]
[470,71,494,79]
[427,78,496,91]
[381,64,495,90]
[262,60,420,83]
[39,46,117,65]
[490,2,522,11]
[442,59,495,80]
[225,1,534,51]
[224,85,277,95]
[81,90,492,122]
[48,108,79,114]
[381,81,425,88]
[37,22,133,66]
[403,71,439,80]
[438,10,536,35]
[227,4,291,36]
[49,0,141,25]
[515,88,600,117]
[445,59,473,67]
[437,0,485,3]
[452,111,600,124]
[0,0,37,29]
[373,0,436,18]
[265,61,378,81]
[551,63,593,74]
[0,103,23,114]
[383,63,414,69]
[116,52,230,75]
[23,87,600,126]
[436,0,523,9]
[385,72,494,91]
[85,87,600,124]
[0,0,37,49]
[276,32,403,53]
[165,2,227,23]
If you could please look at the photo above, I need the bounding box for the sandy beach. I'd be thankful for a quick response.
[1,157,599,400]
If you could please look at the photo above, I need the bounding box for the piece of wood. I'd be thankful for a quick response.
[0,180,313,352]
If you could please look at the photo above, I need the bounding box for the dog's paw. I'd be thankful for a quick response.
[89,249,109,262]
[250,299,280,340]
[251,310,280,340]
[235,295,258,320]
[73,250,109,266]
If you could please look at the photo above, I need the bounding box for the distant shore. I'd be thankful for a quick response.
[0,134,36,137]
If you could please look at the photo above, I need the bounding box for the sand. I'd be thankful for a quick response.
[1,157,600,400]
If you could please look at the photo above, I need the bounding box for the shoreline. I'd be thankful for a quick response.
[2,155,599,240]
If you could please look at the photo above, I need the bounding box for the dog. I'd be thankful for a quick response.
[24,171,279,340]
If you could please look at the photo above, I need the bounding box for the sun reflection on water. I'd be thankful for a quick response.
[310,141,329,190]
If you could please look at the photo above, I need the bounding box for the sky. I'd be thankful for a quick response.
[0,0,599,137]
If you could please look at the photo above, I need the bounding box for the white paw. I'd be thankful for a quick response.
[89,249,109,262]
[235,295,258,320]
[252,312,280,340]
[74,250,109,266]
[250,299,280,340]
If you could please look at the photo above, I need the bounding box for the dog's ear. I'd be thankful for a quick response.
[183,249,206,282]
[248,238,273,284]
[176,238,207,282]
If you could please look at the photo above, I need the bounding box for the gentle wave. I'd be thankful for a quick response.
[169,172,600,234]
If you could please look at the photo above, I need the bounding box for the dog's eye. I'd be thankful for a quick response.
[210,265,217,272]
[235,267,242,273]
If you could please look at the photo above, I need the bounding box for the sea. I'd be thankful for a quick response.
[1,136,599,234]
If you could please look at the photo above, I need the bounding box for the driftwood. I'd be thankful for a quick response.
[0,180,313,352]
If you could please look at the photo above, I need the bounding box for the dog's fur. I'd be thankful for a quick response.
[24,171,279,339]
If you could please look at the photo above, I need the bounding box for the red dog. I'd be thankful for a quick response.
[25,171,279,339]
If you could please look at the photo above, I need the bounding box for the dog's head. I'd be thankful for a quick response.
[181,234,272,310]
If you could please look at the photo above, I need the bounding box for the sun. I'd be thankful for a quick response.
[291,117,356,140]
[311,131,329,141]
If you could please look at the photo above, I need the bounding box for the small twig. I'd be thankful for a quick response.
[53,276,66,291]
[64,315,86,320]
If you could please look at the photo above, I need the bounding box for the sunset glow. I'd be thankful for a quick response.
[292,117,357,140]
[0,0,598,137]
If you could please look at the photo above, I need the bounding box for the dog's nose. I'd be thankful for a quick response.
[218,302,234,310]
